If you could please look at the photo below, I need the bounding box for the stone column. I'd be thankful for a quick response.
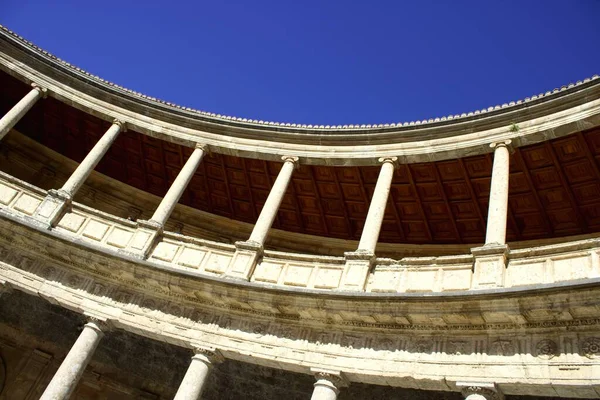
[310,369,348,400]
[0,83,47,141]
[173,347,223,400]
[357,156,398,252]
[40,318,108,400]
[248,155,299,245]
[60,120,124,198]
[225,156,299,280]
[485,140,511,246]
[122,144,208,259]
[457,382,504,400]
[340,157,398,291]
[149,144,207,227]
[34,120,124,227]
[470,140,512,289]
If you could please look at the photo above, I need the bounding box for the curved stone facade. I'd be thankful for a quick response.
[0,24,599,399]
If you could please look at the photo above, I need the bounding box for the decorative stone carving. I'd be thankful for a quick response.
[66,274,82,288]
[447,340,468,355]
[535,339,558,359]
[581,337,600,359]
[251,323,267,336]
[376,338,396,351]
[341,334,362,349]
[191,310,213,324]
[411,339,433,353]
[42,265,57,280]
[114,291,133,304]
[490,340,515,356]
[91,282,106,297]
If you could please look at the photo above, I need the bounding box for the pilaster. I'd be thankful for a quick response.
[225,240,263,280]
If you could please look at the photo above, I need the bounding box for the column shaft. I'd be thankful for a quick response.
[485,142,511,245]
[60,121,122,197]
[40,321,105,400]
[150,146,206,226]
[248,156,297,245]
[0,85,45,141]
[357,158,396,252]
[173,354,213,400]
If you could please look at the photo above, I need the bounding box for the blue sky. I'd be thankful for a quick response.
[2,1,599,125]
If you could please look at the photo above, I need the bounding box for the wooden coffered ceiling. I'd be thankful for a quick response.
[3,71,600,245]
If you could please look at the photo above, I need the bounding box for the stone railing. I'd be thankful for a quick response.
[1,171,599,294]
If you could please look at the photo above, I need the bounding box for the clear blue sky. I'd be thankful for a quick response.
[2,1,599,125]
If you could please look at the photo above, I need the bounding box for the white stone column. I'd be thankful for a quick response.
[59,120,124,198]
[458,382,504,400]
[173,347,223,400]
[0,83,47,141]
[485,140,511,246]
[248,155,299,246]
[225,156,299,280]
[357,156,398,253]
[40,318,108,400]
[470,140,512,289]
[340,157,398,291]
[149,144,207,227]
[310,370,348,400]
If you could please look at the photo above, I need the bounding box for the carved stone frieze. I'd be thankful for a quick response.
[581,337,600,359]
[535,339,558,359]
[411,339,433,354]
[447,340,468,355]
[490,340,515,356]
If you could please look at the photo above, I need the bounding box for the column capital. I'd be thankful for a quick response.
[281,155,300,169]
[311,368,349,389]
[457,382,504,400]
[490,139,513,152]
[195,143,210,153]
[192,346,224,364]
[31,82,48,99]
[378,156,399,168]
[84,315,112,333]
[112,118,127,132]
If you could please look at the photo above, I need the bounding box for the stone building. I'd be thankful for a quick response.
[0,24,599,399]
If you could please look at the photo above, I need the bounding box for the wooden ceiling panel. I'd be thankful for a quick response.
[3,70,600,245]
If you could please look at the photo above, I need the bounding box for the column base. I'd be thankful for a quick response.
[339,250,375,292]
[33,189,71,227]
[470,244,510,289]
[224,241,263,281]
[120,220,163,260]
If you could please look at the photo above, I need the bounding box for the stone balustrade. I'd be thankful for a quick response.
[1,171,600,294]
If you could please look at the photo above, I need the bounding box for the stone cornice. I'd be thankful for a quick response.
[0,25,599,166]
